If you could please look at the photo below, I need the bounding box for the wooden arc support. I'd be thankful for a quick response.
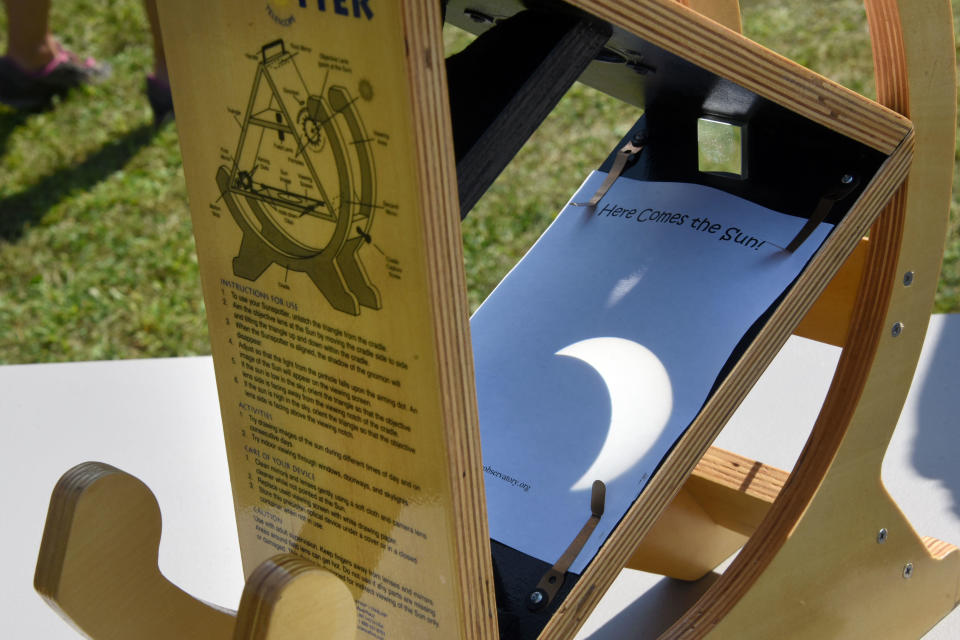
[624,0,960,638]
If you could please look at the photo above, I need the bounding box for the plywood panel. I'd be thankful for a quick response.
[155,2,496,638]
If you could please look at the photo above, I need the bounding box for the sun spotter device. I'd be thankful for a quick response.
[31,1,959,639]
[217,39,380,315]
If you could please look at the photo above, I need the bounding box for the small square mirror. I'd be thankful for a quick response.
[698,117,745,177]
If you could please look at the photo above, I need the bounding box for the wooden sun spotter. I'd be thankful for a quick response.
[31,0,958,639]
[537,99,915,640]
[446,1,914,635]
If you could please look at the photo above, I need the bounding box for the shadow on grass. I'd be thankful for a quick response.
[0,109,29,157]
[0,123,157,242]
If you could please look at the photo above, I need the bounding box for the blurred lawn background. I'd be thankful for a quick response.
[0,0,958,363]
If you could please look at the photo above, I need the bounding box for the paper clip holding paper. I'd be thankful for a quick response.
[785,172,860,252]
[527,480,606,611]
[572,136,645,209]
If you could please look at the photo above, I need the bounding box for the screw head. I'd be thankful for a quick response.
[529,591,544,605]
[903,563,914,579]
[841,174,855,184]
[903,271,915,286]
[877,528,888,544]
[891,322,904,338]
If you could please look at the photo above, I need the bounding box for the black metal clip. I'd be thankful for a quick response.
[785,173,860,252]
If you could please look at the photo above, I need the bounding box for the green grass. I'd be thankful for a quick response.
[741,0,960,312]
[1,1,958,363]
[0,0,207,362]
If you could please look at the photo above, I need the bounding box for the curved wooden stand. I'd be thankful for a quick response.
[35,462,356,640]
[32,0,957,638]
[632,1,960,638]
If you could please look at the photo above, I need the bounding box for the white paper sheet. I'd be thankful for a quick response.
[471,172,833,574]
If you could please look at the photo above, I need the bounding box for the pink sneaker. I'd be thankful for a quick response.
[0,49,110,110]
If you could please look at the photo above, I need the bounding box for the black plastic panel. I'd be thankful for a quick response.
[598,38,887,222]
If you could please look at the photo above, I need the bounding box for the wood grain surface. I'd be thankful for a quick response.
[156,1,497,637]
[39,1,952,639]
[536,1,916,636]
[661,0,959,637]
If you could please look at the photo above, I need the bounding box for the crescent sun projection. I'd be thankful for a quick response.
[557,337,673,491]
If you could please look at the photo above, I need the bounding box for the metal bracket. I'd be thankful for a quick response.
[528,480,606,611]
[572,136,645,209]
[785,173,860,252]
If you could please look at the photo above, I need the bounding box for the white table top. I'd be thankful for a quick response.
[3,315,958,638]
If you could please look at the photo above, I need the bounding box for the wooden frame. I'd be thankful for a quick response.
[32,1,957,639]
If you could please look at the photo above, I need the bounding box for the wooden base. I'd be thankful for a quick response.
[35,463,356,640]
[36,443,957,638]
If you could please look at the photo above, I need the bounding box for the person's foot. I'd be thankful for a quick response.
[0,49,110,110]
[146,74,173,126]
